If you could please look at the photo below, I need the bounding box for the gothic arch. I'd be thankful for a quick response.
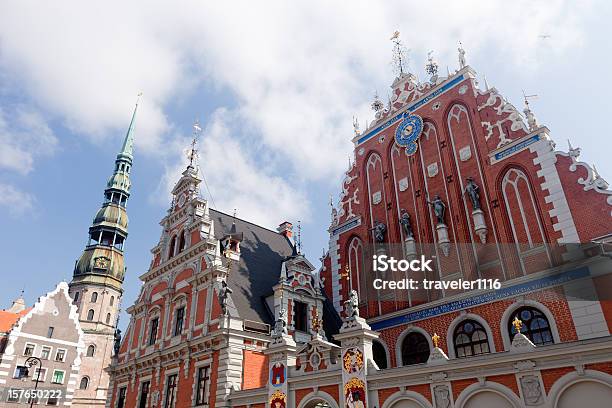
[296,390,340,408]
[548,370,612,408]
[454,382,522,408]
[446,313,496,359]
[500,167,552,272]
[347,236,366,302]
[499,300,561,350]
[395,326,432,367]
[381,390,433,408]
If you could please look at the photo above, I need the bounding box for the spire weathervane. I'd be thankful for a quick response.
[188,120,202,168]
[522,90,539,131]
[390,30,409,76]
[296,220,302,255]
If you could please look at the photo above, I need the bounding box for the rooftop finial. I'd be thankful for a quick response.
[296,220,302,255]
[119,92,142,159]
[522,90,539,131]
[187,120,202,168]
[390,30,409,76]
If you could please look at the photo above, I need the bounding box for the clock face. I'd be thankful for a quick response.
[178,194,187,208]
[395,114,424,156]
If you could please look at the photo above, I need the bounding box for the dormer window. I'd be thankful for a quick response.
[294,301,307,332]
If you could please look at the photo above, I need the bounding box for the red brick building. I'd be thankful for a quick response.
[109,45,612,408]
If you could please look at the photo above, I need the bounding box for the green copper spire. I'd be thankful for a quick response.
[71,96,140,290]
[117,93,141,161]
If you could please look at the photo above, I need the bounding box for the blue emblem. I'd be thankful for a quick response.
[394,114,424,155]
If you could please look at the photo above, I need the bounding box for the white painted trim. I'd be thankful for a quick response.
[395,326,433,367]
[446,313,496,359]
[499,300,561,350]
[380,389,433,408]
[296,390,340,408]
[454,381,522,408]
[15,332,80,348]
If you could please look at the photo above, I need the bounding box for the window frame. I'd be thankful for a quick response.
[164,373,178,408]
[149,317,159,346]
[51,369,65,385]
[54,348,67,362]
[40,345,52,360]
[453,319,491,358]
[293,301,308,333]
[23,342,36,357]
[195,366,210,406]
[117,386,127,408]
[508,306,554,346]
[173,307,185,337]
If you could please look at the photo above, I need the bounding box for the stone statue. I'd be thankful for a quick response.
[464,177,481,210]
[113,329,122,355]
[373,222,387,243]
[399,210,413,238]
[218,280,233,316]
[344,289,360,318]
[427,195,446,225]
[274,308,288,335]
[458,43,466,68]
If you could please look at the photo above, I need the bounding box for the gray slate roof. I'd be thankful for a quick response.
[210,209,295,327]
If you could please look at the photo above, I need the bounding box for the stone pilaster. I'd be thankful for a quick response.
[334,316,379,408]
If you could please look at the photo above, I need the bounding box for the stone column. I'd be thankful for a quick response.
[265,333,297,408]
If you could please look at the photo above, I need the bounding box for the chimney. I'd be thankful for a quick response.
[277,221,293,239]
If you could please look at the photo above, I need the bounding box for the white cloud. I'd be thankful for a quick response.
[0,183,35,216]
[157,109,310,229]
[0,107,58,175]
[0,0,599,217]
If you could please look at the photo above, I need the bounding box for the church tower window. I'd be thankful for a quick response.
[293,301,307,332]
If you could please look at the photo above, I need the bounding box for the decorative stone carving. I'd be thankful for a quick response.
[372,191,382,205]
[464,177,481,211]
[218,280,233,316]
[373,222,387,243]
[478,89,528,148]
[510,332,536,353]
[427,162,439,178]
[520,375,543,405]
[274,308,288,336]
[458,42,466,68]
[459,145,471,161]
[458,84,468,95]
[432,101,442,111]
[399,210,414,239]
[428,195,446,225]
[434,384,451,408]
[472,209,488,244]
[398,177,409,192]
[344,289,360,318]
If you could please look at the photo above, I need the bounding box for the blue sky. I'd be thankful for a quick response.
[1,1,611,329]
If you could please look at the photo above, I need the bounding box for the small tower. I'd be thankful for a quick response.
[68,97,139,407]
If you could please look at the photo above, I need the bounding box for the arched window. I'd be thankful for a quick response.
[454,319,490,358]
[73,292,80,302]
[91,292,98,303]
[372,340,388,369]
[87,309,95,321]
[110,295,115,306]
[508,307,554,346]
[178,231,186,253]
[79,376,89,390]
[106,313,112,324]
[169,235,177,258]
[401,332,430,365]
[86,345,95,357]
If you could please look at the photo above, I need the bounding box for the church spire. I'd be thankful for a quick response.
[118,93,141,161]
[70,97,140,290]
